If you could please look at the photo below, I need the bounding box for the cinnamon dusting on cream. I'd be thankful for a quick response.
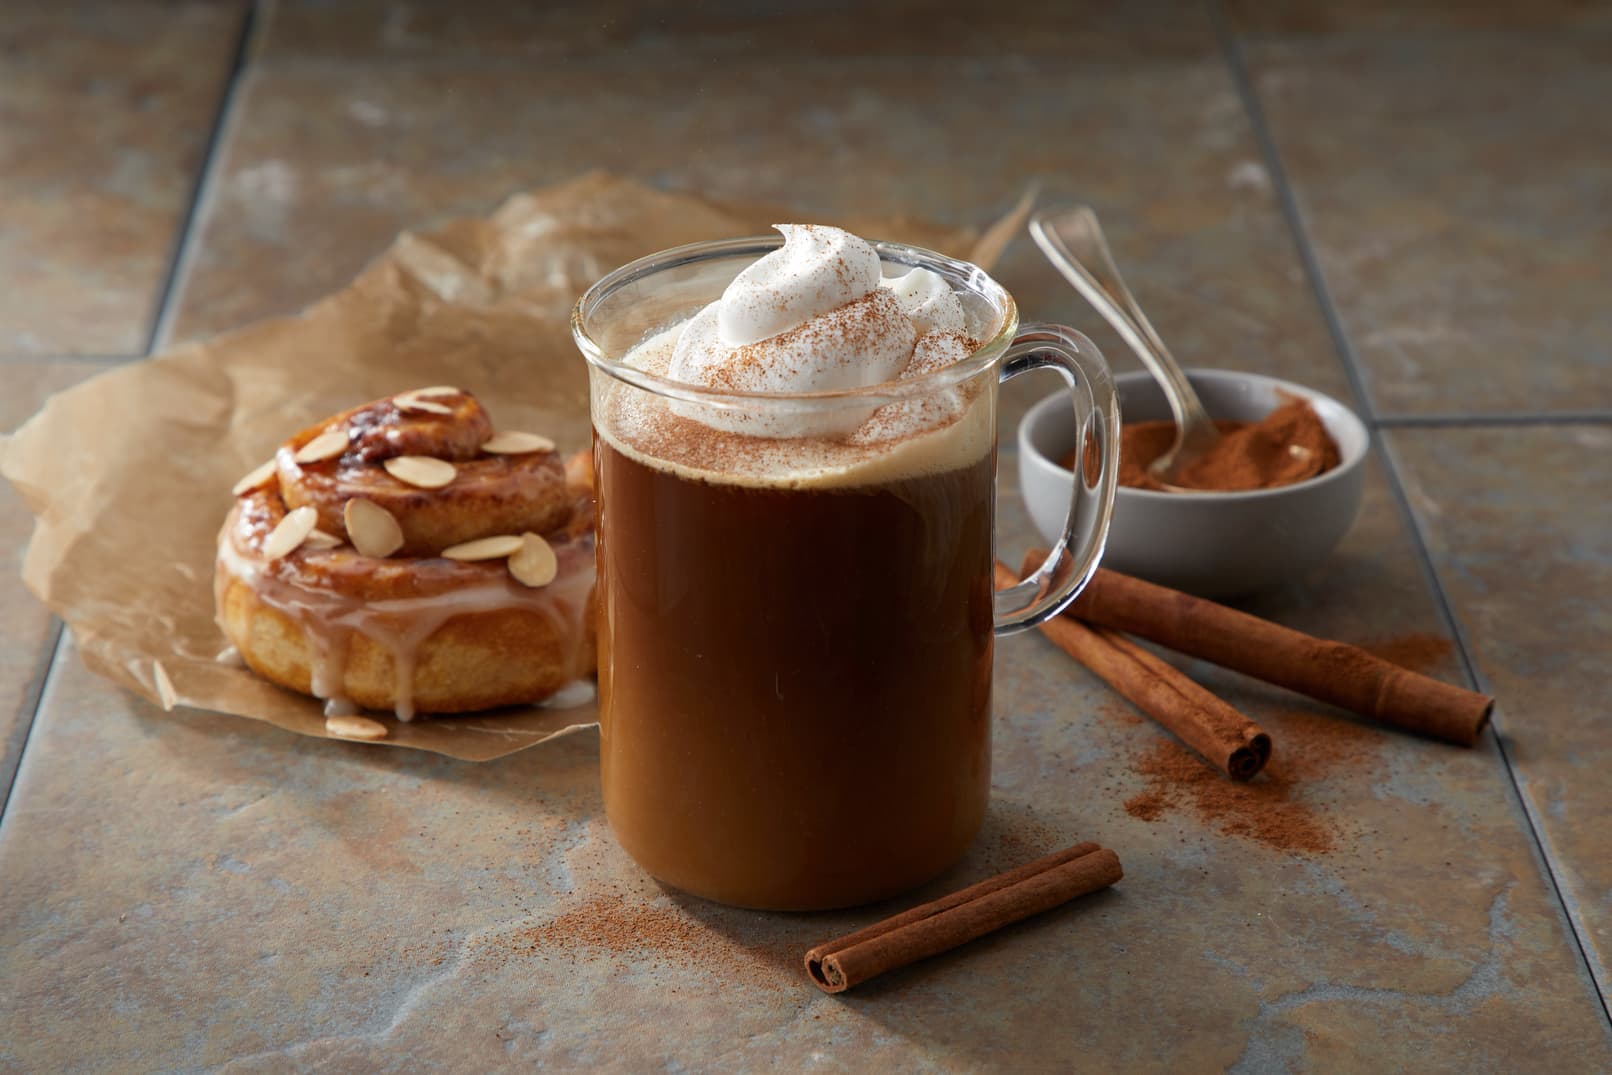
[603,324,989,489]
[599,226,995,490]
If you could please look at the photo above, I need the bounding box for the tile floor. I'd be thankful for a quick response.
[2,2,1608,1070]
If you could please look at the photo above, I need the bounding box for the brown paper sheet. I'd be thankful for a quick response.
[1,172,1028,761]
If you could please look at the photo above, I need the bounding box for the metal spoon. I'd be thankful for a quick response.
[1029,206,1221,491]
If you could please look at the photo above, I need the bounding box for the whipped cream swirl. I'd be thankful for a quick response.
[666,224,971,438]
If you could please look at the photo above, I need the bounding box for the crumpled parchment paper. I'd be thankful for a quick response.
[1,172,1028,760]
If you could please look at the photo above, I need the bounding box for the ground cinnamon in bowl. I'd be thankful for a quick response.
[1063,397,1342,493]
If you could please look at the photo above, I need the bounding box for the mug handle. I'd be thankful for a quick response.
[994,323,1121,635]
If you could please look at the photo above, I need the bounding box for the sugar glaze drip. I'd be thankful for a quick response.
[217,536,593,721]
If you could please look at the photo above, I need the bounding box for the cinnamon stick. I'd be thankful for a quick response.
[1000,559,1270,779]
[1027,551,1493,746]
[804,842,1121,994]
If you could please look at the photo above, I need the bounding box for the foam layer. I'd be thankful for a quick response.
[597,326,995,490]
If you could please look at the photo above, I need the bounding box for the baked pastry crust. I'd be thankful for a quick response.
[215,390,595,720]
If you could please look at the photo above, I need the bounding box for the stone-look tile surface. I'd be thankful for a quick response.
[1,460,1608,1071]
[1226,0,1612,32]
[0,2,246,355]
[7,3,1610,1068]
[171,8,1353,435]
[0,360,106,803]
[1390,425,1612,987]
[1243,31,1612,416]
[257,0,1208,60]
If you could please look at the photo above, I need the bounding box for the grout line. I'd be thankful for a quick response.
[1376,412,1612,429]
[1371,438,1612,1028]
[0,625,66,831]
[146,0,261,354]
[1207,8,1378,424]
[1209,0,1612,1025]
[1,3,259,833]
[0,621,63,818]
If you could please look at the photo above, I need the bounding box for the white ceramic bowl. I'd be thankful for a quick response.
[1018,369,1369,598]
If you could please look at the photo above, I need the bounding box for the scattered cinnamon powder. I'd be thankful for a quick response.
[512,893,792,991]
[1122,787,1169,822]
[1098,697,1145,727]
[1123,708,1383,854]
[1062,398,1341,493]
[979,804,1066,874]
[1363,632,1454,675]
[522,893,708,956]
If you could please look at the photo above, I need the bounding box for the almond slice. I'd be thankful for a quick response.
[303,528,344,550]
[395,395,454,415]
[263,506,319,560]
[383,455,456,489]
[509,532,558,588]
[441,534,524,561]
[344,498,404,558]
[325,714,389,741]
[152,660,178,712]
[395,386,461,414]
[482,431,556,455]
[295,430,348,464]
[231,459,277,497]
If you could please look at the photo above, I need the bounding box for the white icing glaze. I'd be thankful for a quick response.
[218,538,593,721]
[324,697,360,718]
[540,679,597,709]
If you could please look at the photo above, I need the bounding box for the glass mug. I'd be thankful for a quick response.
[573,236,1119,911]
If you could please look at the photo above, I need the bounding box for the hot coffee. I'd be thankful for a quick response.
[593,298,997,909]
[595,431,995,910]
[576,225,1120,910]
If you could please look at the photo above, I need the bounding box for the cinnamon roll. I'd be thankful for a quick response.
[215,387,596,722]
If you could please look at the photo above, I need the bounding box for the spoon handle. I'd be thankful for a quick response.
[1029,208,1218,452]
